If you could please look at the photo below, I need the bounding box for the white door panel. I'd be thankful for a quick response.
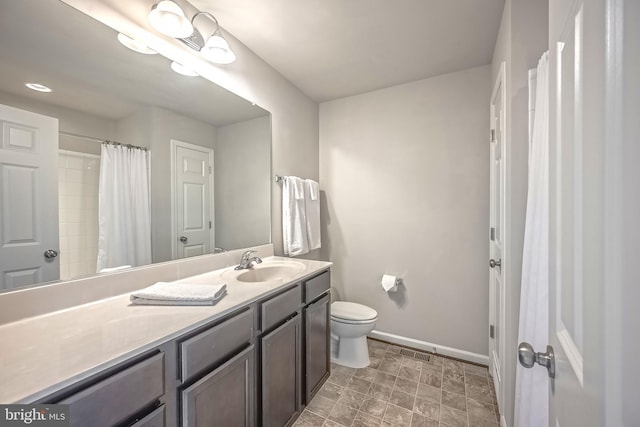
[172,140,213,259]
[547,0,614,425]
[0,104,59,290]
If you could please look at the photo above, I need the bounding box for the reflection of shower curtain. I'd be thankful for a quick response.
[515,52,549,427]
[96,143,151,272]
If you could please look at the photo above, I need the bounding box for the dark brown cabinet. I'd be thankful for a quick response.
[38,268,332,427]
[181,345,256,427]
[304,293,330,403]
[59,352,165,427]
[260,314,302,427]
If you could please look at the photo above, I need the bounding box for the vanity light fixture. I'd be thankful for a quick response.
[194,13,236,64]
[148,3,236,65]
[148,0,193,38]
[170,61,198,76]
[117,33,157,55]
[25,83,52,93]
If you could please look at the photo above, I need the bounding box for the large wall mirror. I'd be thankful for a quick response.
[0,0,271,291]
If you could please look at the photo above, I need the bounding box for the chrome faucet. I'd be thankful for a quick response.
[235,250,263,270]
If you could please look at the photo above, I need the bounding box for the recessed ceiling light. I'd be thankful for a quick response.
[25,83,52,93]
[170,61,198,77]
[117,33,157,55]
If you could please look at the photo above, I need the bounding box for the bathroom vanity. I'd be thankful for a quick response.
[0,257,331,427]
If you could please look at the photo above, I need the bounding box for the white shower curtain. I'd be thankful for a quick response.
[96,143,152,272]
[514,52,549,427]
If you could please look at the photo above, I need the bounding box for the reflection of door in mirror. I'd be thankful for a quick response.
[0,104,59,290]
[172,140,214,259]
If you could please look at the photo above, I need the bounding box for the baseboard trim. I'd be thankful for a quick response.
[368,330,490,366]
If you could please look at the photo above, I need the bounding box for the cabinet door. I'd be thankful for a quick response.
[261,314,301,427]
[182,345,255,427]
[304,294,330,403]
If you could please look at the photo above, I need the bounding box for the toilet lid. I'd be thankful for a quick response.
[331,301,377,321]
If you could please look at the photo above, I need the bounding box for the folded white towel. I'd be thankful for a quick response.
[130,282,227,306]
[304,179,321,250]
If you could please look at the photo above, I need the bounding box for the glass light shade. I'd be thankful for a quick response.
[170,61,198,76]
[148,1,193,38]
[201,34,236,64]
[25,83,52,93]
[117,33,157,55]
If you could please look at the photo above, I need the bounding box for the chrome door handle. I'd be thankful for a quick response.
[518,342,555,378]
[489,258,501,268]
[179,236,188,243]
[44,249,58,259]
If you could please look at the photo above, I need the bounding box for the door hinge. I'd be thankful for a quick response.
[490,324,495,339]
[209,221,212,229]
[490,129,496,142]
[209,166,212,174]
[490,227,495,241]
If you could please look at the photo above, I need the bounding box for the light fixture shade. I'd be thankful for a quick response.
[170,61,198,76]
[201,33,236,64]
[117,33,157,55]
[148,1,193,38]
[25,83,52,93]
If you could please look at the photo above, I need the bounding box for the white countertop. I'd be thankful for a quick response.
[0,256,331,403]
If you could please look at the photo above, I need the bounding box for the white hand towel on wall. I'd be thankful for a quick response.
[305,179,321,250]
[282,176,309,256]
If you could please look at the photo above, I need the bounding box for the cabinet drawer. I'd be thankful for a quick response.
[261,285,301,332]
[60,352,164,427]
[181,307,254,381]
[131,405,165,427]
[304,271,330,304]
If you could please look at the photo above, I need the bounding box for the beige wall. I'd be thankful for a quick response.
[319,66,491,355]
[0,90,115,152]
[491,0,548,425]
[215,116,271,250]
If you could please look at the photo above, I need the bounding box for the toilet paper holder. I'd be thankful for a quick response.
[381,274,401,292]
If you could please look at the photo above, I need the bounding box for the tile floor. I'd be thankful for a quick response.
[294,339,499,427]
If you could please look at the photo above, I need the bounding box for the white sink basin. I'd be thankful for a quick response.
[223,261,306,283]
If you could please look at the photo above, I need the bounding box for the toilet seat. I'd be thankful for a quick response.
[331,301,377,323]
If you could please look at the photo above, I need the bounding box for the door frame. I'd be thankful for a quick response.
[488,61,507,419]
[602,0,636,423]
[169,139,214,259]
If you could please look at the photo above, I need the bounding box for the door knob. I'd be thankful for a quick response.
[518,342,555,378]
[179,236,188,243]
[489,258,501,268]
[44,249,58,259]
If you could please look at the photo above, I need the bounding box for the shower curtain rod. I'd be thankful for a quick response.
[59,131,148,151]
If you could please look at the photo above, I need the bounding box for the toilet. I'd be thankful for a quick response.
[330,301,378,368]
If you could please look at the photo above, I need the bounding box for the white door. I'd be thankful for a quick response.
[0,104,59,290]
[171,140,213,259]
[542,0,632,425]
[488,62,506,415]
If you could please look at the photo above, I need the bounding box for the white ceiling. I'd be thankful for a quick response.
[191,0,505,102]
